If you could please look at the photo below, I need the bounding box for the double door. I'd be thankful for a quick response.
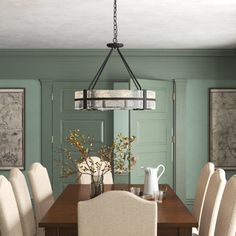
[50,80,174,196]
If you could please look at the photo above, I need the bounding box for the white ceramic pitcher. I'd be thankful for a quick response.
[141,164,165,195]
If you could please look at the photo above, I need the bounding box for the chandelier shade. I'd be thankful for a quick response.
[75,89,156,111]
[74,0,156,111]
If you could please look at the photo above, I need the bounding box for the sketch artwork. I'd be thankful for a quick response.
[0,89,24,170]
[209,88,236,169]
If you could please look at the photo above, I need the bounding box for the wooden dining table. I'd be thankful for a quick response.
[39,184,197,236]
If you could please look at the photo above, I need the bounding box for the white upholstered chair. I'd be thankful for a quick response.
[0,175,23,236]
[78,190,157,236]
[9,168,37,236]
[28,163,54,230]
[214,175,236,236]
[78,156,113,184]
[192,162,214,230]
[193,168,226,236]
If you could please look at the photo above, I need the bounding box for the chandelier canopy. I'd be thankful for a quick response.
[74,0,156,111]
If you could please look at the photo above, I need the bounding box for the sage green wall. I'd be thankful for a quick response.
[0,49,236,206]
[0,79,41,181]
[184,79,236,207]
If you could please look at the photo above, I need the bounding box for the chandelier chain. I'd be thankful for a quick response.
[113,0,118,43]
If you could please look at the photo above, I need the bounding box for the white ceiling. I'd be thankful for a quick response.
[0,0,236,49]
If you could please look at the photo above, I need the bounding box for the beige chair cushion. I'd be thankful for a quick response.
[78,190,157,236]
[0,175,23,236]
[192,162,214,224]
[214,175,236,236]
[28,163,54,225]
[197,168,226,236]
[9,168,36,236]
[78,156,113,184]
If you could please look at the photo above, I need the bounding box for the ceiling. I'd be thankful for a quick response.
[0,0,236,49]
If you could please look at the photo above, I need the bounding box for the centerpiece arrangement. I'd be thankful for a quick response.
[59,129,136,197]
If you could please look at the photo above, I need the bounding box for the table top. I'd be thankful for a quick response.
[39,184,197,228]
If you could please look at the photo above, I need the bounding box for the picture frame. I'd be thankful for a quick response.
[0,88,25,170]
[209,88,236,170]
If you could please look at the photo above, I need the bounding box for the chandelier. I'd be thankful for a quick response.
[74,0,156,111]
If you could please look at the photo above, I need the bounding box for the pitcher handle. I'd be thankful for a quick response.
[156,164,165,181]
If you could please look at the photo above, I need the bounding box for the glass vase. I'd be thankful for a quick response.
[90,175,104,198]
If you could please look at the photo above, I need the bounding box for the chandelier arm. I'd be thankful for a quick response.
[88,47,114,90]
[119,54,140,90]
[121,57,140,89]
[116,48,142,90]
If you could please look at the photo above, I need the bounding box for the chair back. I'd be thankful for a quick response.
[198,168,226,236]
[78,190,157,236]
[192,162,214,223]
[214,175,236,236]
[78,156,113,184]
[28,162,54,224]
[9,168,36,236]
[0,175,23,236]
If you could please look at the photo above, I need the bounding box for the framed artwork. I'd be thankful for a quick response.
[209,88,236,170]
[0,88,25,170]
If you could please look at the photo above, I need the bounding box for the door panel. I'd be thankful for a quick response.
[130,79,173,186]
[52,82,113,196]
